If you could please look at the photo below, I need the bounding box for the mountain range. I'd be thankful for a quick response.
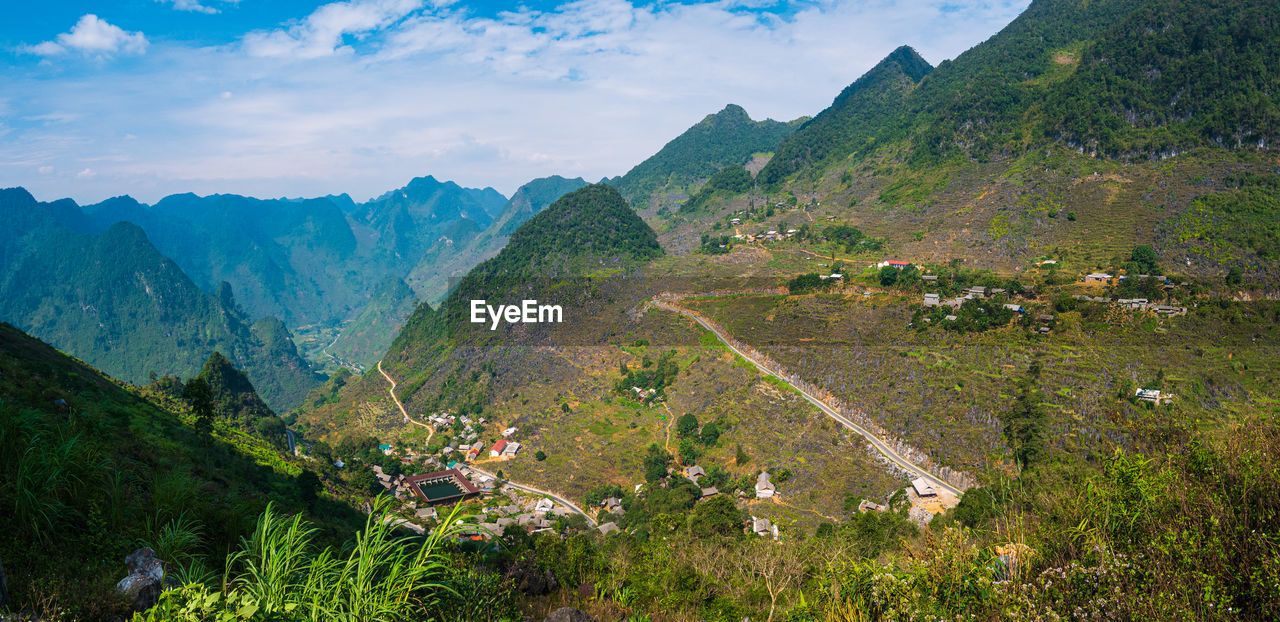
[3,0,1279,618]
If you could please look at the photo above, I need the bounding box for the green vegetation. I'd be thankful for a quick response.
[680,165,754,213]
[1173,172,1280,271]
[916,297,1018,334]
[698,233,735,255]
[787,273,833,294]
[612,104,803,206]
[326,277,418,369]
[0,189,321,411]
[759,46,933,187]
[822,224,884,253]
[137,499,468,622]
[615,350,680,403]
[0,322,364,619]
[459,184,662,282]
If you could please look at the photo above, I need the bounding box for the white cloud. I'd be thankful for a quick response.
[25,15,148,57]
[76,168,96,179]
[158,0,236,14]
[243,0,424,58]
[1,1,1032,204]
[38,166,54,174]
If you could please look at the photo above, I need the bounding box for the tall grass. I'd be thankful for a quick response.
[1,402,105,541]
[136,496,468,621]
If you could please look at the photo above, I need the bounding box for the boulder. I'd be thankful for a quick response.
[505,557,559,595]
[544,607,597,622]
[116,547,169,612]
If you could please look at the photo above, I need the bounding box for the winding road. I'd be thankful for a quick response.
[375,360,597,526]
[468,464,597,528]
[652,300,963,498]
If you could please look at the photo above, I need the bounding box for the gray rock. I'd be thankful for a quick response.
[116,572,162,612]
[506,558,559,595]
[544,607,597,622]
[116,547,169,612]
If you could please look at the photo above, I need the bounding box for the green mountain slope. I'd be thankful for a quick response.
[611,104,805,207]
[195,351,277,422]
[0,188,320,411]
[757,46,933,187]
[300,184,665,435]
[0,322,361,618]
[390,184,662,358]
[764,0,1276,185]
[404,175,589,306]
[325,276,418,369]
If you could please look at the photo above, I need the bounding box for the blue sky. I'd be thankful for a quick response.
[0,0,1030,204]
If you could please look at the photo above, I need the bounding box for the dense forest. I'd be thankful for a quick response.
[761,0,1279,186]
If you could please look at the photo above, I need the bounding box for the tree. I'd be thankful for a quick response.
[736,538,809,622]
[1129,245,1160,274]
[678,438,701,465]
[1226,266,1243,287]
[643,444,672,482]
[182,378,214,436]
[787,273,824,294]
[735,444,750,466]
[253,416,287,448]
[699,421,721,446]
[688,495,746,538]
[297,470,322,509]
[952,486,999,527]
[350,468,379,496]
[676,413,699,438]
[535,450,547,461]
[878,265,899,287]
[1003,387,1048,468]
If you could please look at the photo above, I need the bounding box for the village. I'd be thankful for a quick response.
[346,408,958,545]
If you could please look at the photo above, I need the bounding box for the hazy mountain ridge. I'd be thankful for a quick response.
[0,188,320,411]
[403,175,590,306]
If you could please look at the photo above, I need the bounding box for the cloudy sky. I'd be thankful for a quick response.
[0,0,1030,204]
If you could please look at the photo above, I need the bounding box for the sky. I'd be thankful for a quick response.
[0,0,1031,205]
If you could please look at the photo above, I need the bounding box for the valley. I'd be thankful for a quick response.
[2,0,1278,619]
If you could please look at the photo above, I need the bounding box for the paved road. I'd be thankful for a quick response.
[467,464,598,528]
[653,300,963,498]
[375,360,597,526]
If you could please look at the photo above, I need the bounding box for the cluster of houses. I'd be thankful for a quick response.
[922,286,1026,325]
[1083,272,1178,291]
[488,439,521,459]
[682,465,723,498]
[473,496,572,538]
[922,285,1019,311]
[731,229,799,243]
[1073,295,1188,316]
